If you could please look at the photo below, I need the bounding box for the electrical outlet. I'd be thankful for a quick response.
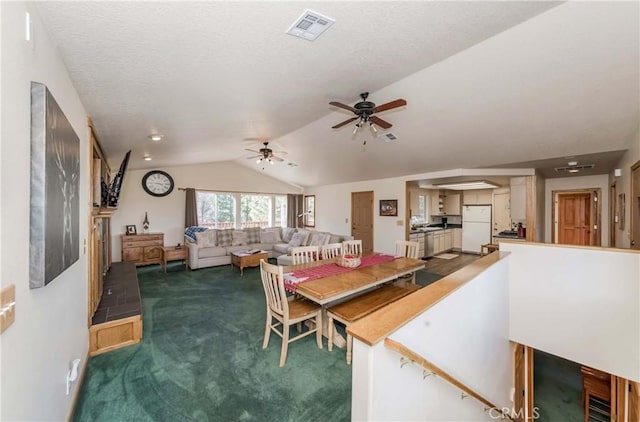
[0,284,16,334]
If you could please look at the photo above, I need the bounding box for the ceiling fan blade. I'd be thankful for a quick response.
[273,150,288,156]
[246,155,261,160]
[244,148,260,153]
[373,99,407,113]
[370,116,392,129]
[272,156,285,162]
[329,101,357,113]
[332,117,359,129]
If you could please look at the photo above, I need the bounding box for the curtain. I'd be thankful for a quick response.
[185,188,198,227]
[287,194,304,228]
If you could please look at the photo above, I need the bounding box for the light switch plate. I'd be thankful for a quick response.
[1,284,16,334]
[397,220,403,226]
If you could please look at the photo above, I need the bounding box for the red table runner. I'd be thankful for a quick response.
[284,253,398,292]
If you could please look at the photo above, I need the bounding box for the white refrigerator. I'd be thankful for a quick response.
[462,205,492,254]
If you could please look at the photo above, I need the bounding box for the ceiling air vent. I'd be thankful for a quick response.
[554,164,595,172]
[380,132,398,143]
[286,10,335,41]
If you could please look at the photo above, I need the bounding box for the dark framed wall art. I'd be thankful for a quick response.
[380,199,398,216]
[30,82,80,288]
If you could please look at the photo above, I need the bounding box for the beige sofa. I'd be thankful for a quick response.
[184,226,352,270]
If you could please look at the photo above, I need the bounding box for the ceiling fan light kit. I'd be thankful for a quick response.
[245,141,285,165]
[330,92,407,133]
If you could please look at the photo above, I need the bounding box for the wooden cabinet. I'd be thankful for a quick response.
[429,191,442,217]
[463,189,493,205]
[453,228,462,250]
[409,232,426,258]
[432,230,454,255]
[122,233,164,266]
[443,194,461,215]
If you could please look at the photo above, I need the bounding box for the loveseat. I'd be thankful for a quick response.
[184,226,352,270]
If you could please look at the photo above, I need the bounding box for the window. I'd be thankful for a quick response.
[196,191,287,229]
[418,195,426,220]
[240,195,271,228]
[196,192,236,229]
[304,195,315,227]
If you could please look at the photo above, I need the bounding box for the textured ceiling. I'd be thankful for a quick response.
[35,1,639,187]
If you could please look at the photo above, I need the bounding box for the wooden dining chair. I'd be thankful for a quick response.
[394,240,420,284]
[291,245,319,264]
[341,240,362,256]
[259,260,323,367]
[321,243,342,260]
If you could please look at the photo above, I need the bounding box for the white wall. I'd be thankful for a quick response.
[110,161,301,261]
[504,242,640,381]
[352,255,512,421]
[544,174,610,245]
[1,3,90,419]
[305,176,407,255]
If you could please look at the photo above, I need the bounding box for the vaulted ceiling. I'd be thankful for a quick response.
[36,1,639,187]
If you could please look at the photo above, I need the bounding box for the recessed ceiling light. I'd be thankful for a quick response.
[568,169,579,173]
[148,134,163,142]
[143,156,152,161]
[567,160,578,166]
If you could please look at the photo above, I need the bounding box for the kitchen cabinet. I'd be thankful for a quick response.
[463,189,493,205]
[510,177,526,222]
[453,228,462,250]
[431,229,454,255]
[443,193,461,215]
[122,233,164,266]
[409,232,426,258]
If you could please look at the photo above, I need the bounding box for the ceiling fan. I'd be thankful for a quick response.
[329,92,407,133]
[244,142,286,165]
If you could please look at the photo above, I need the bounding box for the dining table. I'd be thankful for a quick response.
[282,252,425,347]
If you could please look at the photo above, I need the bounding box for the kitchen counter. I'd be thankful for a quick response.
[410,224,462,234]
[493,234,526,240]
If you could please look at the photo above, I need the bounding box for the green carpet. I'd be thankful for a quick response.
[74,263,444,421]
[534,350,584,422]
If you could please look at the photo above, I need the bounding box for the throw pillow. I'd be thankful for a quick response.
[195,230,217,247]
[282,227,297,243]
[288,232,308,247]
[232,230,247,246]
[296,230,311,245]
[185,226,207,242]
[216,229,234,247]
[244,227,261,244]
[309,232,330,247]
[260,230,279,244]
[262,227,282,243]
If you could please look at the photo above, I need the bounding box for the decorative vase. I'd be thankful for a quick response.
[143,212,149,233]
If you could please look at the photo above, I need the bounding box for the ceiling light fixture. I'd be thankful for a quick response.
[568,169,580,173]
[143,156,152,161]
[434,181,499,190]
[148,134,163,142]
[567,160,578,166]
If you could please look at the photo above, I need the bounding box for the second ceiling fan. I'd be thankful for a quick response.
[330,92,407,132]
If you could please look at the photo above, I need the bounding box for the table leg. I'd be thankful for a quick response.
[322,307,346,348]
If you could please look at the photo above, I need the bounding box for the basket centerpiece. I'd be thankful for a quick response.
[338,254,361,268]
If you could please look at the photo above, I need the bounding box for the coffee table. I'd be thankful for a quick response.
[230,251,269,276]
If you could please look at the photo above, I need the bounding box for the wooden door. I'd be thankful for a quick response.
[557,193,592,246]
[630,381,639,422]
[351,191,374,253]
[631,161,640,249]
[493,192,511,237]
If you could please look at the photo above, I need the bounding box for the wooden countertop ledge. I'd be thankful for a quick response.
[348,251,508,347]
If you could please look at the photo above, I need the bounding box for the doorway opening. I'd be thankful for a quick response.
[534,350,583,422]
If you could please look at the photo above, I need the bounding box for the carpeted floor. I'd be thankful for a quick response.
[73,263,443,421]
[534,350,584,422]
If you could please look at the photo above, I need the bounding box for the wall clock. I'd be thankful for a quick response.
[142,170,174,197]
